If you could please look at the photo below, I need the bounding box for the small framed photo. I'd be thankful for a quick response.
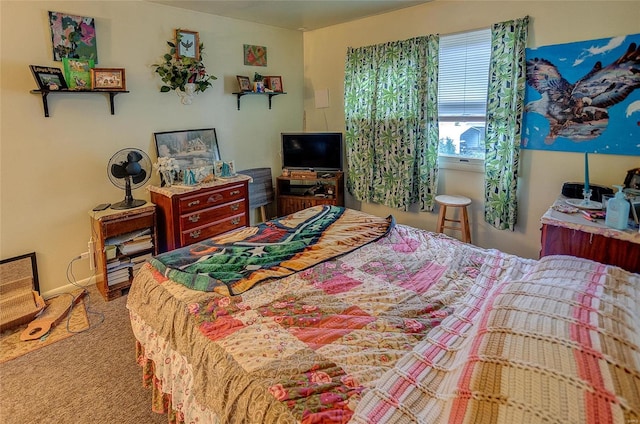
[29,65,68,90]
[214,161,236,178]
[214,160,224,177]
[265,76,283,92]
[91,68,126,90]
[236,75,251,92]
[176,29,199,60]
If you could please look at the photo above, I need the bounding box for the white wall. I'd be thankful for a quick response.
[0,1,304,294]
[302,0,640,260]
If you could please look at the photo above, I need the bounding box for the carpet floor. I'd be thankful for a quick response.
[0,285,167,424]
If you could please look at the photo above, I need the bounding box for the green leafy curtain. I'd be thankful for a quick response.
[484,16,529,230]
[344,35,439,212]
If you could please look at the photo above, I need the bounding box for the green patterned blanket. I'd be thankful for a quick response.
[150,206,393,295]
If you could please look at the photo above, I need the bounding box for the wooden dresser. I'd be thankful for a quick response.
[150,175,251,252]
[540,197,640,273]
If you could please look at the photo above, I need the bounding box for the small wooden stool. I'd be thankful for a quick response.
[435,195,472,243]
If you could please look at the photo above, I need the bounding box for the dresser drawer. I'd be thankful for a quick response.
[102,211,155,239]
[179,213,247,245]
[180,199,246,231]
[178,184,246,214]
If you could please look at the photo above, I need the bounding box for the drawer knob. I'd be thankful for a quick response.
[231,217,241,225]
[188,200,200,207]
[189,229,202,239]
[230,190,241,196]
[188,214,201,223]
[207,194,223,203]
[230,204,239,211]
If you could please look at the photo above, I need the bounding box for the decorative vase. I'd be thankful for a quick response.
[178,83,196,105]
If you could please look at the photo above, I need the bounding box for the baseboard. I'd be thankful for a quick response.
[41,275,95,300]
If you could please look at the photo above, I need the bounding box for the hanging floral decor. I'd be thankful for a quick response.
[152,31,216,95]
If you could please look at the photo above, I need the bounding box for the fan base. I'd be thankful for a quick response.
[111,199,147,210]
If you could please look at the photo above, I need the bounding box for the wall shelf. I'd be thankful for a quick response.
[232,91,286,110]
[30,89,129,117]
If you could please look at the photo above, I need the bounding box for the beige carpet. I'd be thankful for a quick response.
[0,285,166,424]
[0,291,89,364]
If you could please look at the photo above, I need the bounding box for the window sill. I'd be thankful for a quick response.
[438,155,484,173]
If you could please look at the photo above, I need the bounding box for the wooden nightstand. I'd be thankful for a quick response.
[90,204,157,301]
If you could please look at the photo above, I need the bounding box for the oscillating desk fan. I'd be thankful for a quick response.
[107,148,151,209]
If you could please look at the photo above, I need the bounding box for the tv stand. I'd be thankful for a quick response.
[276,171,344,216]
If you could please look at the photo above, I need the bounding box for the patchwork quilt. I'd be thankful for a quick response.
[127,208,640,424]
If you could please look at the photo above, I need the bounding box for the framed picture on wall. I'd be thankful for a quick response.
[48,11,98,63]
[175,29,199,60]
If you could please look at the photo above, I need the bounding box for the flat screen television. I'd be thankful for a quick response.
[281,132,343,171]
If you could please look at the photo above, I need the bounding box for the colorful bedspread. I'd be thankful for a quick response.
[353,256,640,424]
[127,209,640,424]
[150,205,392,295]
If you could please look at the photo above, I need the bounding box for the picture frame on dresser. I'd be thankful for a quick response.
[154,128,221,174]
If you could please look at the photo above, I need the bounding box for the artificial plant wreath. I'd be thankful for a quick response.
[152,31,217,94]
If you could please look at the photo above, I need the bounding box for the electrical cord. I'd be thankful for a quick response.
[59,256,105,334]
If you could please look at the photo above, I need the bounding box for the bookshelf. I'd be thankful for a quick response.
[90,204,157,301]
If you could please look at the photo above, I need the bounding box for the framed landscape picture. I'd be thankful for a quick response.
[154,128,221,173]
[29,65,68,90]
[62,58,94,90]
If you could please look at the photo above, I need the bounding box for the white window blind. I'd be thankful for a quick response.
[438,29,491,119]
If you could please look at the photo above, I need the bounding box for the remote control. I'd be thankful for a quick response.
[92,203,111,211]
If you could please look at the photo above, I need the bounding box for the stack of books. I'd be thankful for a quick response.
[106,258,133,286]
[132,253,153,275]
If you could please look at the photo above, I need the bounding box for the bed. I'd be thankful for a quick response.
[126,205,640,423]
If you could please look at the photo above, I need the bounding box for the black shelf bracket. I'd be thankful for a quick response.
[30,89,129,117]
[232,91,286,110]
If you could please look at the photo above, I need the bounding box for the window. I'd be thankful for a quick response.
[438,28,491,170]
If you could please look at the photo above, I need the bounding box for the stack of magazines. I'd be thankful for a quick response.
[105,228,154,256]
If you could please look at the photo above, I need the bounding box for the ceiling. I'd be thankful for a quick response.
[146,0,431,31]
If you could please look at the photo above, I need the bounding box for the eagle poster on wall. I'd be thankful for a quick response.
[522,33,640,156]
